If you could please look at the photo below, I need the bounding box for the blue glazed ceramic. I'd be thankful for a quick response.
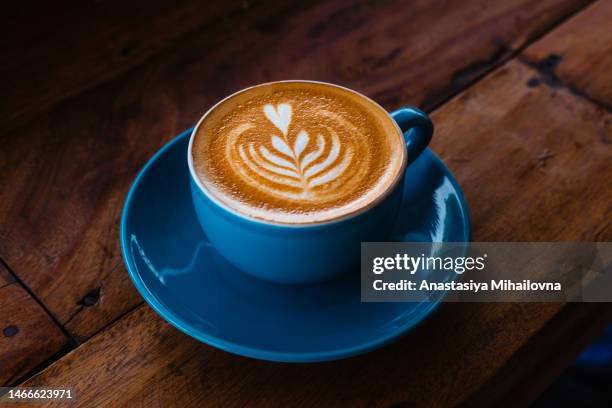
[120,129,470,362]
[188,82,434,284]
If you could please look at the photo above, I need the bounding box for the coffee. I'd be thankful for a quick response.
[191,81,406,224]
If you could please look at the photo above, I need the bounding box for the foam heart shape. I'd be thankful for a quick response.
[264,103,292,135]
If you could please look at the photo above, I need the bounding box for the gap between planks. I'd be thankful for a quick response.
[423,0,598,113]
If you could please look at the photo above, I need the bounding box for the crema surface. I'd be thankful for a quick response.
[191,82,405,224]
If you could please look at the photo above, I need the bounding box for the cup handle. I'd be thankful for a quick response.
[391,107,433,165]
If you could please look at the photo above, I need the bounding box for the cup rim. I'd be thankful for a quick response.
[187,80,408,228]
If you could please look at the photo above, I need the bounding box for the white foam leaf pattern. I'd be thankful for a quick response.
[247,144,299,179]
[300,134,325,170]
[271,135,293,157]
[234,103,353,194]
[294,130,309,158]
[304,133,340,178]
[239,145,302,188]
[259,146,295,170]
[309,153,351,187]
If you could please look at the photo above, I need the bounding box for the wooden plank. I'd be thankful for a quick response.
[0,261,14,287]
[17,49,612,406]
[0,0,591,341]
[0,0,248,130]
[520,0,612,110]
[0,263,68,386]
[431,62,612,242]
[17,305,610,407]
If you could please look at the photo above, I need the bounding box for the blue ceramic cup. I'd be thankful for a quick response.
[188,81,433,284]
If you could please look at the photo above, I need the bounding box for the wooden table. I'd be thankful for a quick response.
[1,0,611,406]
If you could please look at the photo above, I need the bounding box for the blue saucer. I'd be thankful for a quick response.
[121,129,471,362]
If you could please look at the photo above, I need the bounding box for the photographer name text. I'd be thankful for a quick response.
[373,279,562,292]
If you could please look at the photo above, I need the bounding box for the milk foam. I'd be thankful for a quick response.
[191,82,406,224]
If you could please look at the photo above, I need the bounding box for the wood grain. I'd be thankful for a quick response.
[16,37,612,405]
[0,264,68,386]
[17,305,610,407]
[0,0,249,130]
[431,61,612,242]
[0,261,14,287]
[520,0,612,110]
[0,0,591,341]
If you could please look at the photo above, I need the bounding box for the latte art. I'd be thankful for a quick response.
[230,102,361,201]
[191,82,405,224]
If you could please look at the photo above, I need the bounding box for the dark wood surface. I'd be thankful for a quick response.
[0,0,247,131]
[0,0,591,342]
[1,0,610,405]
[0,263,68,386]
[521,0,612,110]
